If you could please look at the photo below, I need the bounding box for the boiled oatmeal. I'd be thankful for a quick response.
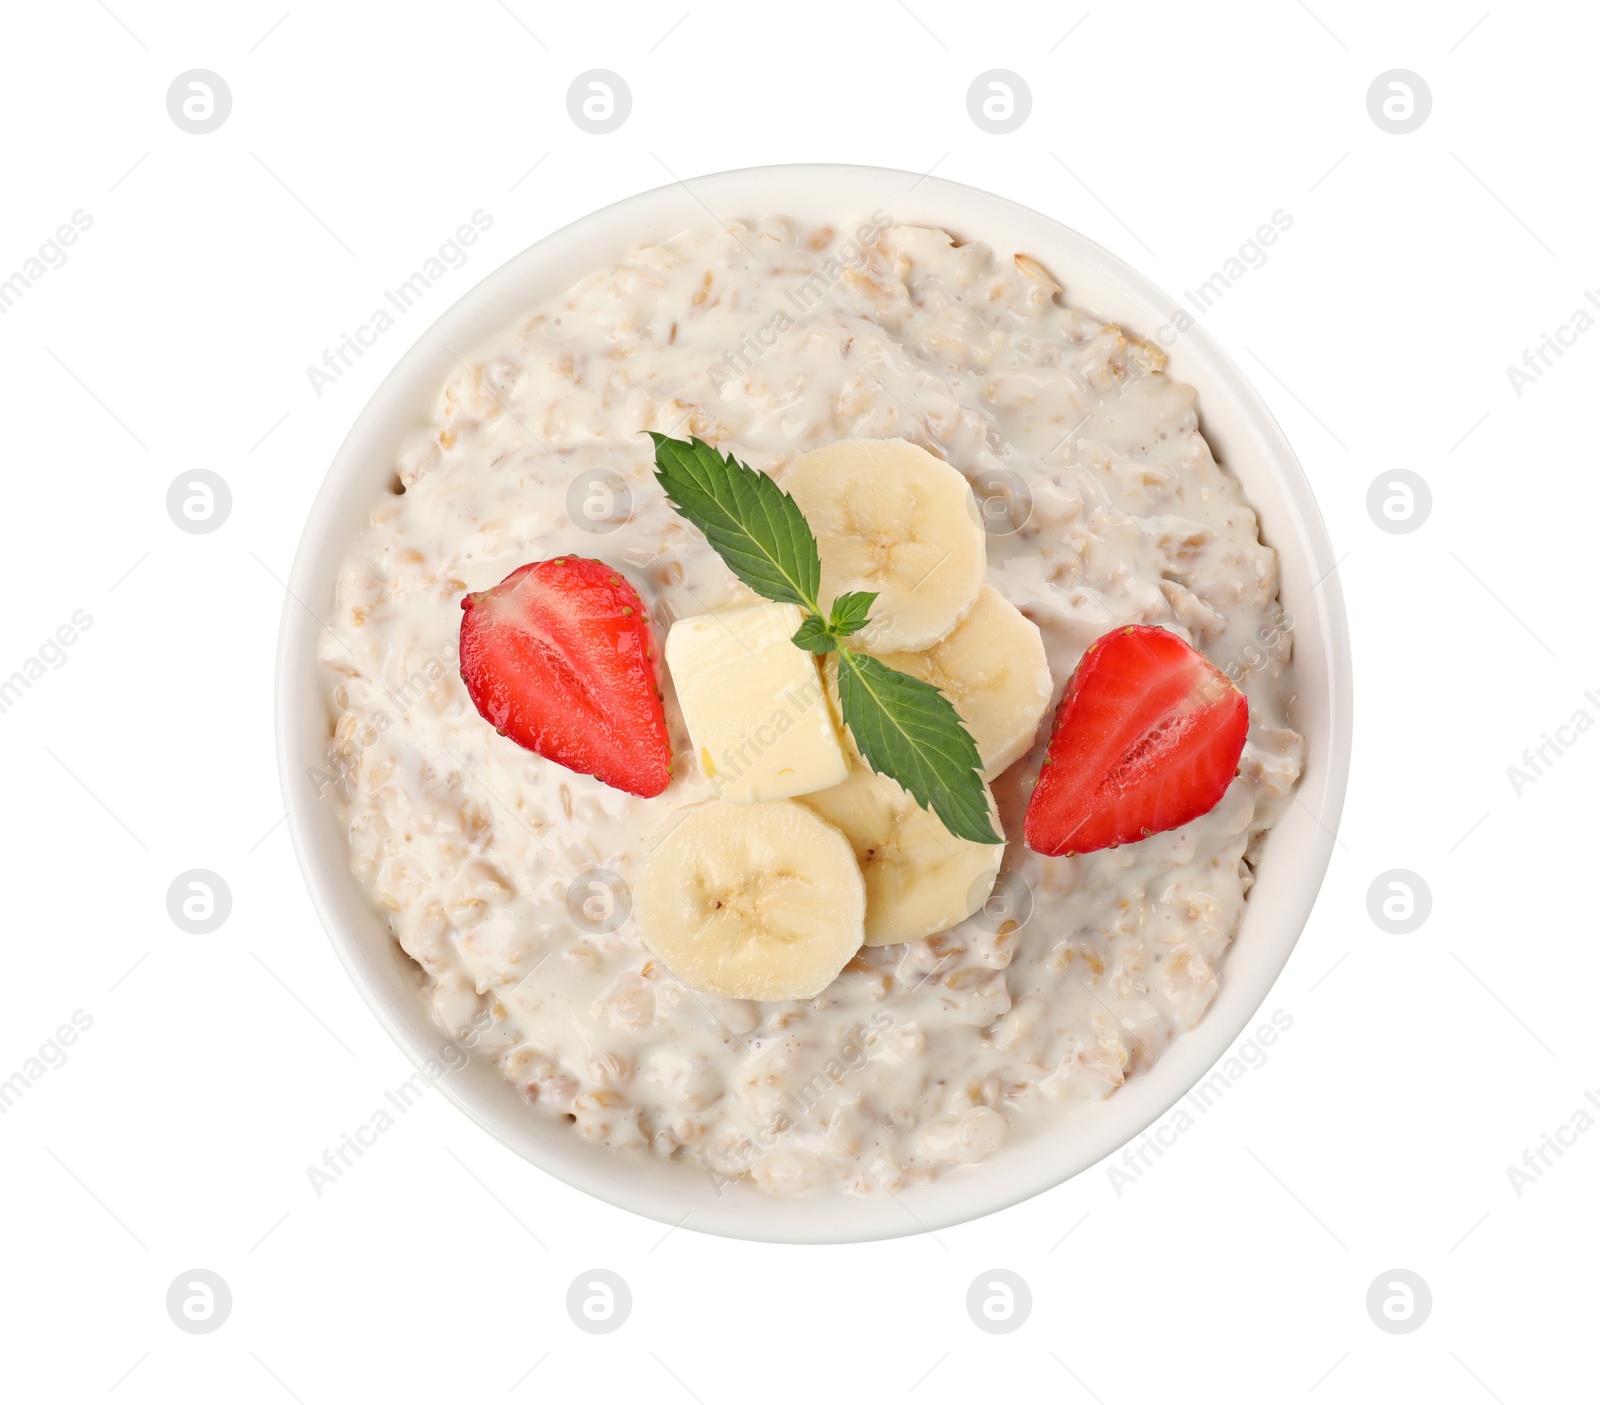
[316,214,1304,1196]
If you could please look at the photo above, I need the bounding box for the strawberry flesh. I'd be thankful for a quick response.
[1023,625,1248,857]
[459,557,671,798]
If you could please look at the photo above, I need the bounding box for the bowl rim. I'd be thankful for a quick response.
[275,160,1352,1244]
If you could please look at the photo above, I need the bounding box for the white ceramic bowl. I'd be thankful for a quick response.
[276,163,1352,1244]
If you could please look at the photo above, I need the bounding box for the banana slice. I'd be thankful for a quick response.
[635,800,866,1002]
[782,438,986,652]
[797,764,1004,946]
[871,585,1052,779]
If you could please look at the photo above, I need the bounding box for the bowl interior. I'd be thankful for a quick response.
[276,163,1351,1243]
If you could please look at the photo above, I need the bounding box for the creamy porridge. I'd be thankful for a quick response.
[316,215,1304,1196]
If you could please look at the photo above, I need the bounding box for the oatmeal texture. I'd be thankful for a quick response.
[318,216,1305,1196]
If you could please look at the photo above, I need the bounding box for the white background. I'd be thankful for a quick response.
[1,1,1592,1400]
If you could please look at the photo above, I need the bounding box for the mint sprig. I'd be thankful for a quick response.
[647,433,1001,846]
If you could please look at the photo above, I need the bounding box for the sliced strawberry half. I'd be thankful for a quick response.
[1023,624,1249,857]
[459,557,672,798]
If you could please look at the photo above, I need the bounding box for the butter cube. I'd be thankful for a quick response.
[665,602,848,802]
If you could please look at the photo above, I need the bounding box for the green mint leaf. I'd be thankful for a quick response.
[835,648,1001,845]
[791,613,838,654]
[827,590,877,639]
[649,433,996,845]
[647,433,821,611]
